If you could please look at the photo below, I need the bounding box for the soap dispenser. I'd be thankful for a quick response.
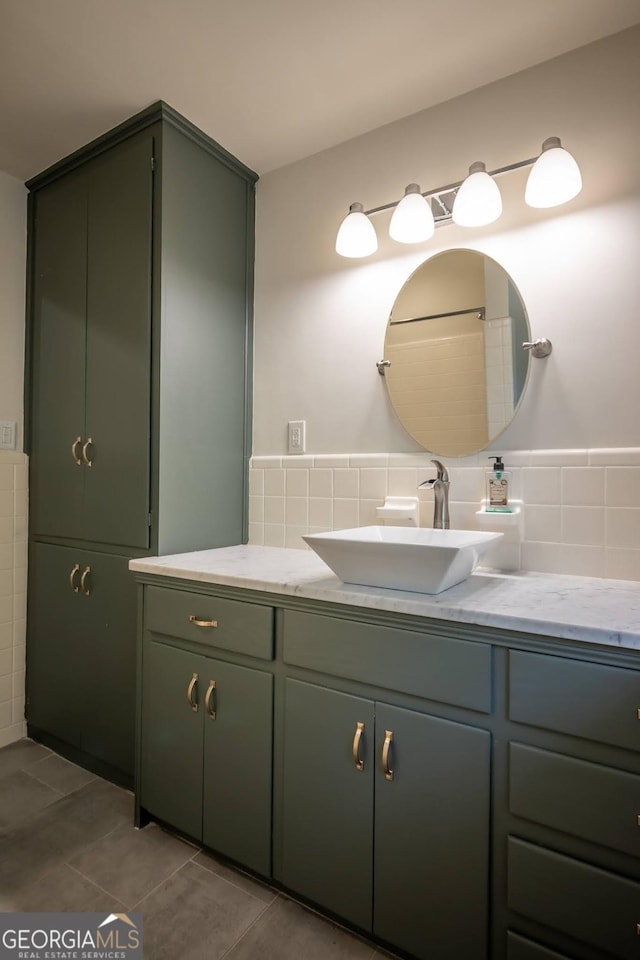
[486,456,512,512]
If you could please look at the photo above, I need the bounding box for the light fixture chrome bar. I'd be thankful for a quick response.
[391,307,485,325]
[364,156,538,217]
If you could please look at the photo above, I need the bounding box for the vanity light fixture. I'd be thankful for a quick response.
[336,137,582,258]
[335,202,378,258]
[451,162,502,227]
[389,183,435,243]
[525,137,582,208]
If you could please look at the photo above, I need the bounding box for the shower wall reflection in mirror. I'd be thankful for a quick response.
[384,249,530,457]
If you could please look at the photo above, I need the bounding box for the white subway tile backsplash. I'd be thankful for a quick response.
[286,469,309,498]
[309,469,333,498]
[0,466,13,491]
[264,469,285,497]
[359,468,387,500]
[606,508,640,549]
[388,468,419,496]
[605,548,640,581]
[589,448,640,466]
[562,506,605,546]
[349,454,389,468]
[285,497,308,526]
[562,467,605,506]
[247,447,640,583]
[285,526,308,549]
[333,499,359,529]
[605,467,640,508]
[334,469,359,499]
[249,469,264,497]
[531,449,589,466]
[0,623,10,649]
[0,491,12,517]
[525,505,562,543]
[522,467,562,505]
[264,496,285,525]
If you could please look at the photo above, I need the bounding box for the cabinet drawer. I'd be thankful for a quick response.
[508,837,640,960]
[283,610,492,712]
[509,742,640,857]
[507,932,572,960]
[144,585,274,660]
[509,650,640,752]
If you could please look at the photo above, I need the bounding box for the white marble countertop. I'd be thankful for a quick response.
[129,545,640,651]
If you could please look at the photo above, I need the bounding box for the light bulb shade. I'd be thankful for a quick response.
[452,162,502,227]
[335,202,378,258]
[389,184,435,243]
[525,137,582,208]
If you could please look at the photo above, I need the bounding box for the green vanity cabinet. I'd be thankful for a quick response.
[280,680,490,960]
[27,542,137,775]
[280,680,375,930]
[139,586,274,876]
[25,103,257,782]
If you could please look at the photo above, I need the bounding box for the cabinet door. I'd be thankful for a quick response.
[140,639,204,840]
[29,173,87,540]
[83,135,153,549]
[202,659,273,876]
[280,679,375,930]
[78,551,138,775]
[374,704,490,960]
[26,542,88,746]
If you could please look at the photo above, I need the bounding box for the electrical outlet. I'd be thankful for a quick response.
[0,422,16,450]
[288,420,306,454]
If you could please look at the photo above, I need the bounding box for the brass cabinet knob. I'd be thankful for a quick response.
[352,721,365,771]
[382,729,394,781]
[186,673,199,712]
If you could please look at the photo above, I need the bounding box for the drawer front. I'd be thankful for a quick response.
[509,742,640,857]
[508,837,640,960]
[283,609,492,713]
[507,932,572,960]
[509,650,640,752]
[144,585,274,660]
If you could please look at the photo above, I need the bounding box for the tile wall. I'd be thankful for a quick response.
[248,448,640,582]
[0,451,27,747]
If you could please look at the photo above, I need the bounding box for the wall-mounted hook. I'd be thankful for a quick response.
[522,338,552,359]
[376,359,391,375]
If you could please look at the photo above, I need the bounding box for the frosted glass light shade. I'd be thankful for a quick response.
[389,184,435,243]
[525,137,582,208]
[452,162,502,227]
[336,202,378,258]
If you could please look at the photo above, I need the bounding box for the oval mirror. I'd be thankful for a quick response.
[384,249,530,457]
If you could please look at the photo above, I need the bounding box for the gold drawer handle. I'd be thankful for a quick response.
[187,673,199,712]
[382,729,394,781]
[82,437,94,467]
[71,436,82,466]
[352,721,365,771]
[69,563,80,593]
[189,615,218,628]
[80,565,91,596]
[205,680,217,720]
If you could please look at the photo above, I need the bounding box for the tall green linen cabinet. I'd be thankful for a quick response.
[24,102,257,784]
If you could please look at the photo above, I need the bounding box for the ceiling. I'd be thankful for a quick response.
[1,0,639,182]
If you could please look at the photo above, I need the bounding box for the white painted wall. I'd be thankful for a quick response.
[253,26,640,455]
[0,171,27,451]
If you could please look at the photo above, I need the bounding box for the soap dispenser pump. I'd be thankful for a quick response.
[486,456,512,512]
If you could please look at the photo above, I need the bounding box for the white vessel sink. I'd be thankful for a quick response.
[303,526,503,595]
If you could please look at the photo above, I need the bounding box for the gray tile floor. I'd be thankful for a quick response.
[0,739,393,960]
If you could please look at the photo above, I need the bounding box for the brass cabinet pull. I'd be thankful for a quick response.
[80,565,91,596]
[352,721,365,771]
[382,729,394,781]
[189,615,218,628]
[187,673,199,712]
[69,563,80,592]
[81,437,94,467]
[71,436,82,465]
[205,680,217,720]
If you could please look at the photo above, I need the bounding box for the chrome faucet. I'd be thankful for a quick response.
[418,459,450,529]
